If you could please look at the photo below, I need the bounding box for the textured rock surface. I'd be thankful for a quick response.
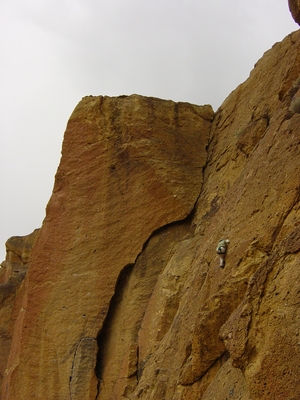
[0,229,39,391]
[1,25,300,400]
[124,29,300,400]
[289,0,300,24]
[1,95,212,399]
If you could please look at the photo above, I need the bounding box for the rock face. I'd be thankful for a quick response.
[289,0,300,25]
[1,29,300,400]
[0,229,39,391]
[1,95,213,399]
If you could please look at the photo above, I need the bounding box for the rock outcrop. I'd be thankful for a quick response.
[1,22,300,400]
[0,229,39,391]
[1,95,213,399]
[289,0,300,25]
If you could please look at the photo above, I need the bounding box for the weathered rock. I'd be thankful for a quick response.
[0,229,40,284]
[0,229,39,391]
[2,26,300,400]
[126,29,300,400]
[96,221,194,399]
[201,359,250,400]
[288,0,300,25]
[1,95,212,399]
[220,230,300,399]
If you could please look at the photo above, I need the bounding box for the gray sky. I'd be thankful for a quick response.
[0,0,297,262]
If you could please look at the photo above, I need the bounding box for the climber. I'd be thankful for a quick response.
[216,239,230,268]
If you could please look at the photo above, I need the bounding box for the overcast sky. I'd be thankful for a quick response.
[0,0,298,262]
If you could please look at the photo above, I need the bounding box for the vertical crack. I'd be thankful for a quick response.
[94,215,195,399]
[69,341,80,399]
[69,337,98,400]
[95,263,135,396]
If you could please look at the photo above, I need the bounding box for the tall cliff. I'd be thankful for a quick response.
[1,28,300,400]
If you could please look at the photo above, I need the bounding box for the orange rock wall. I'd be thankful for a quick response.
[0,230,39,392]
[1,95,212,399]
[1,28,300,400]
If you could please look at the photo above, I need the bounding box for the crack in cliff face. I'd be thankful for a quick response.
[69,340,81,396]
[95,262,135,379]
[95,259,142,399]
[94,212,196,399]
[69,336,98,400]
[179,351,230,388]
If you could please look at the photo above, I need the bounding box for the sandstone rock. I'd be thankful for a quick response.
[0,229,39,392]
[96,222,193,399]
[125,30,300,400]
[288,0,300,25]
[2,28,300,400]
[0,229,40,284]
[1,95,212,399]
[202,359,250,400]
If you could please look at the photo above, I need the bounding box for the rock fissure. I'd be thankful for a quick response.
[180,351,229,388]
[126,154,205,168]
[95,209,197,398]
[69,337,98,400]
[95,263,135,377]
[69,340,80,393]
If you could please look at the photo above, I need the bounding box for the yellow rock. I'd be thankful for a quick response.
[2,28,300,400]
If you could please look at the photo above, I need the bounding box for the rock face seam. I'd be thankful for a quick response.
[95,215,195,399]
[69,337,98,400]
